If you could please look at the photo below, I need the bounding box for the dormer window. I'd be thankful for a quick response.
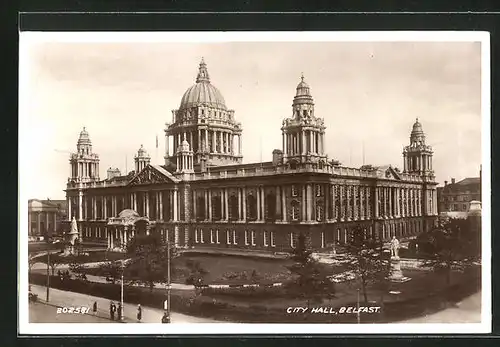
[291,185,298,197]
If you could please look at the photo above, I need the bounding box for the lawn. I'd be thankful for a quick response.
[37,251,129,264]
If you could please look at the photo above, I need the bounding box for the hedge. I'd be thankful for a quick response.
[29,266,481,323]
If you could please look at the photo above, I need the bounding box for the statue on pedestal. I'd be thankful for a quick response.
[63,217,80,256]
[388,236,411,283]
[390,236,400,258]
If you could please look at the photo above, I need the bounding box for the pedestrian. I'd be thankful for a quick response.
[137,304,142,323]
[110,301,116,321]
[161,311,170,323]
[93,301,98,315]
[117,302,122,321]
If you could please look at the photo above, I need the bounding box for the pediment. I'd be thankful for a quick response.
[383,166,401,180]
[128,165,179,186]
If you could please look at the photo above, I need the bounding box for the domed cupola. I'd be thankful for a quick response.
[165,58,243,170]
[293,74,314,107]
[179,58,227,111]
[410,118,426,145]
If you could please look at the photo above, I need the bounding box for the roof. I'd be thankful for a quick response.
[456,177,480,186]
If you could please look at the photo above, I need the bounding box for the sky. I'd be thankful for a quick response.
[20,35,483,200]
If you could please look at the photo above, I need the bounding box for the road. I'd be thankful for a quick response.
[400,291,482,323]
[29,285,221,323]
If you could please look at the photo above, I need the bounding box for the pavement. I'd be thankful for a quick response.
[29,284,221,323]
[400,291,482,323]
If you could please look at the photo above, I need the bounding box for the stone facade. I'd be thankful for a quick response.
[64,59,439,253]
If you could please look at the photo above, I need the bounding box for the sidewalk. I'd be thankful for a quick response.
[29,284,220,323]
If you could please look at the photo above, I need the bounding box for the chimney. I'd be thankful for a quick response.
[451,178,456,184]
[444,180,448,186]
[272,149,283,166]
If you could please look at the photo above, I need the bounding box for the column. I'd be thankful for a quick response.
[192,190,197,221]
[145,192,150,217]
[224,188,229,221]
[374,187,379,218]
[220,190,224,220]
[302,185,307,221]
[281,186,287,221]
[339,186,344,221]
[208,189,212,220]
[388,187,393,218]
[237,188,242,220]
[325,185,330,220]
[353,186,358,221]
[173,189,178,221]
[256,188,261,220]
[365,187,370,219]
[67,197,72,221]
[307,184,313,221]
[78,191,83,221]
[205,129,209,152]
[53,212,57,234]
[238,135,242,156]
[242,187,247,221]
[159,191,163,220]
[198,129,202,152]
[276,186,282,220]
[331,184,336,221]
[260,187,265,221]
[212,130,216,153]
[282,133,285,154]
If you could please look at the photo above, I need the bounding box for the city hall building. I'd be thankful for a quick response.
[64,59,438,252]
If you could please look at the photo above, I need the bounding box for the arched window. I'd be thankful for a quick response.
[265,193,276,220]
[291,200,300,221]
[247,194,257,221]
[289,161,298,170]
[228,195,238,221]
[212,195,222,221]
[197,197,205,221]
[316,204,324,222]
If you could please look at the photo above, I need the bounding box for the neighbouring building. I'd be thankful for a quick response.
[28,199,67,237]
[437,169,481,219]
[63,59,439,253]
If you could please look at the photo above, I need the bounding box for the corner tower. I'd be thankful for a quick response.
[69,127,100,183]
[281,74,327,168]
[134,145,151,173]
[165,58,243,169]
[403,118,434,180]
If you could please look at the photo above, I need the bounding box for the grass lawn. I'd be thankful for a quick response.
[37,251,129,264]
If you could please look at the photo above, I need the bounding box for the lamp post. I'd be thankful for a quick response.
[46,251,50,302]
[356,288,360,324]
[166,233,171,323]
[120,259,124,321]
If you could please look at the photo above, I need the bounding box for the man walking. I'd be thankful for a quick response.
[137,304,142,323]
[109,301,116,321]
[93,301,98,315]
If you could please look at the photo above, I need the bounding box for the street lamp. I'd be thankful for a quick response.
[356,288,360,324]
[46,251,51,302]
[120,259,124,321]
[164,232,171,323]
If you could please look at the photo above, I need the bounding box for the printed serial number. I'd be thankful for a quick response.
[56,306,91,314]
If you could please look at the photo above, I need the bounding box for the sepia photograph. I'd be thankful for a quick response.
[18,31,490,335]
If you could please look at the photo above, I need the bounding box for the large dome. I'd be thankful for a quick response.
[179,58,227,110]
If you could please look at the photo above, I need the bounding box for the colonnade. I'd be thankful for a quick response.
[166,129,242,156]
[282,129,325,156]
[403,152,433,173]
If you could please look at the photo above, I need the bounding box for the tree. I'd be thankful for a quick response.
[125,232,177,293]
[286,233,336,307]
[344,225,391,304]
[184,259,208,287]
[69,262,89,281]
[99,261,123,284]
[418,218,477,285]
[48,255,62,276]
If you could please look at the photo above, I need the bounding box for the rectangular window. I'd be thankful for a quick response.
[316,184,322,197]
[321,231,325,248]
[201,229,204,243]
[290,232,296,248]
[195,229,199,243]
[271,231,276,247]
[216,229,220,244]
[291,185,298,197]
[226,230,230,244]
[233,230,237,245]
[251,230,256,246]
[263,231,268,246]
[210,229,214,244]
[245,230,249,245]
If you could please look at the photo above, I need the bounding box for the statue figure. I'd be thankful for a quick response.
[390,236,400,258]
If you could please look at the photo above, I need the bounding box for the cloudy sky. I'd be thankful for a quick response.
[20,34,483,200]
